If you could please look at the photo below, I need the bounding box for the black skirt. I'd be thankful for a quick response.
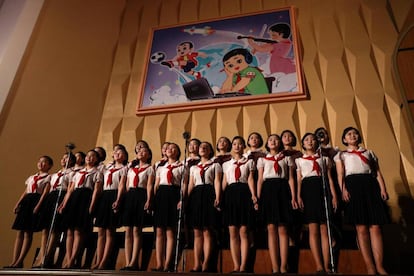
[94,190,120,228]
[62,188,93,231]
[12,193,41,231]
[260,178,292,225]
[153,185,180,228]
[300,176,326,224]
[122,187,148,227]
[37,190,66,232]
[223,183,255,228]
[343,174,390,225]
[187,184,218,229]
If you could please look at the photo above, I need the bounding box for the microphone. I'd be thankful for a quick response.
[65,143,76,151]
[182,132,191,141]
[316,131,325,142]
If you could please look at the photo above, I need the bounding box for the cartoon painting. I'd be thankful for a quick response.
[137,7,307,115]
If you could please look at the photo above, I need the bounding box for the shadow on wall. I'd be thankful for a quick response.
[383,195,414,274]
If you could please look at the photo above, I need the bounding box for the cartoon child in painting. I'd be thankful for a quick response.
[161,41,207,79]
[220,48,269,95]
[248,23,296,74]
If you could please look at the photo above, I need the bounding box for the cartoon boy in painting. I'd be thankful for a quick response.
[247,23,296,74]
[161,41,207,79]
[220,48,268,95]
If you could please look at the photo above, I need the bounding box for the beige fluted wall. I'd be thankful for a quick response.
[1,0,413,270]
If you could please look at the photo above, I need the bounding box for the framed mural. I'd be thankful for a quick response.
[136,6,307,115]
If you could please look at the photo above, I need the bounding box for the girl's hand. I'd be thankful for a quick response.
[112,200,119,212]
[214,198,220,208]
[291,199,298,210]
[331,197,338,212]
[57,203,64,214]
[381,190,389,201]
[177,201,182,210]
[14,205,20,214]
[342,188,351,202]
[252,196,259,211]
[297,197,304,210]
[144,200,150,211]
[33,205,40,214]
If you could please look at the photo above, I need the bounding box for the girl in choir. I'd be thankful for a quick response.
[121,146,154,271]
[281,129,302,160]
[73,151,86,172]
[59,150,103,269]
[335,127,389,275]
[186,138,201,168]
[153,143,187,272]
[213,136,232,165]
[222,136,258,273]
[187,141,222,272]
[33,153,75,268]
[244,131,266,162]
[129,140,150,168]
[154,142,170,170]
[94,146,107,172]
[5,156,53,269]
[296,133,338,273]
[257,134,298,273]
[93,145,128,270]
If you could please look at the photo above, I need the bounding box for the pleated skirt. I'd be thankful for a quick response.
[12,193,41,231]
[187,184,218,229]
[38,190,66,232]
[260,178,293,225]
[300,176,326,224]
[62,188,93,231]
[95,189,120,228]
[344,174,390,225]
[153,185,180,228]
[223,182,255,228]
[122,187,148,227]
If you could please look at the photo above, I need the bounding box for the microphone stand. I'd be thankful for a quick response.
[41,146,73,268]
[318,145,336,273]
[174,135,189,272]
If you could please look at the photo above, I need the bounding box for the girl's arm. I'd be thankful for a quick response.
[326,163,338,212]
[154,176,160,194]
[247,170,258,211]
[288,165,298,210]
[58,181,74,213]
[145,173,155,211]
[232,76,251,92]
[221,172,228,192]
[376,167,389,201]
[256,167,264,200]
[34,182,51,214]
[89,179,103,214]
[214,170,222,208]
[14,190,27,213]
[112,175,126,212]
[297,170,304,210]
[220,68,234,92]
[247,38,273,53]
[335,158,349,202]
[187,174,195,197]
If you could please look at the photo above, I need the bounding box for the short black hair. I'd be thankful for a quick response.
[314,127,330,144]
[341,126,362,146]
[281,129,297,147]
[265,134,284,152]
[301,132,319,150]
[247,132,264,148]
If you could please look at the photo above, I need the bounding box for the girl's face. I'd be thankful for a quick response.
[188,140,199,154]
[343,129,360,146]
[267,135,281,151]
[166,144,179,160]
[113,149,126,163]
[248,133,261,149]
[232,138,245,154]
[85,151,98,167]
[75,153,84,165]
[38,157,52,172]
[161,143,169,157]
[224,54,249,74]
[199,142,211,158]
[269,30,283,40]
[60,154,69,167]
[302,134,317,151]
[135,142,147,153]
[217,137,229,152]
[282,132,294,147]
[137,147,149,162]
